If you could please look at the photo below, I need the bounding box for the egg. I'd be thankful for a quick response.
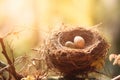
[65,41,75,48]
[74,36,85,49]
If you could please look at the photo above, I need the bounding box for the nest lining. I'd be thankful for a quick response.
[46,27,109,76]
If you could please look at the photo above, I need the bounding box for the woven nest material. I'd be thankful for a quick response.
[46,26,109,76]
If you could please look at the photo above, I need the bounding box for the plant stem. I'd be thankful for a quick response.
[111,75,120,80]
[0,38,22,80]
[0,65,10,73]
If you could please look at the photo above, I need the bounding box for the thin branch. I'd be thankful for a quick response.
[0,61,6,68]
[111,75,120,80]
[0,65,10,73]
[0,38,12,65]
[0,38,22,80]
[94,70,111,78]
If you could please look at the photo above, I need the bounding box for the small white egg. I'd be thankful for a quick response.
[74,36,85,49]
[65,41,75,48]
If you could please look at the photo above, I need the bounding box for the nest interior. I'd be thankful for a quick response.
[59,28,95,47]
[46,27,109,76]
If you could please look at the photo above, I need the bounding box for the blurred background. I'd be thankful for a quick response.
[0,0,120,77]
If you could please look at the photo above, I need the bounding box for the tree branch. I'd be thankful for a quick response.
[0,65,10,73]
[111,75,120,80]
[0,38,22,80]
[0,61,6,68]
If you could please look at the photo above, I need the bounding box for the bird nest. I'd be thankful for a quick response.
[46,26,109,77]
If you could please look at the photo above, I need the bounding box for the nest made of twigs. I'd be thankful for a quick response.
[46,26,109,76]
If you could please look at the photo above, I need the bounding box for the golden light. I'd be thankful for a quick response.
[0,0,95,57]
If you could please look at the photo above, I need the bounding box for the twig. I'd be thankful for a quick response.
[0,65,10,73]
[0,38,22,80]
[0,61,6,68]
[111,75,120,80]
[0,38,12,65]
[94,70,111,78]
[93,22,102,27]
